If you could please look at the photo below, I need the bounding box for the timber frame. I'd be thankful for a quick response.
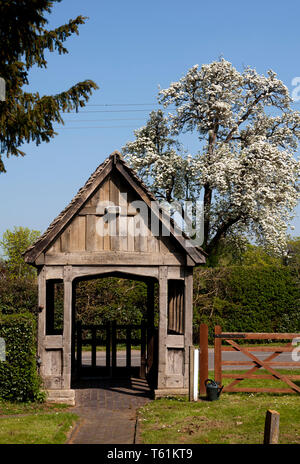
[24,151,205,405]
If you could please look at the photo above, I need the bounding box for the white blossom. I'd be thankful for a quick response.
[123,60,300,255]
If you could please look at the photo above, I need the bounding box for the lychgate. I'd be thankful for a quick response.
[24,151,205,405]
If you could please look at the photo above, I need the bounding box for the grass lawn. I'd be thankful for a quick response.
[0,400,78,444]
[138,370,300,444]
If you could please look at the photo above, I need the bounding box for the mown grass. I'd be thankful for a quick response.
[0,400,78,444]
[139,369,300,444]
[0,412,78,444]
[0,399,70,416]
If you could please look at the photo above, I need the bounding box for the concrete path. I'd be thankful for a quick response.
[67,377,152,444]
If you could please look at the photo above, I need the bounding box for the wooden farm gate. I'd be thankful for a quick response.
[75,321,157,380]
[213,326,300,394]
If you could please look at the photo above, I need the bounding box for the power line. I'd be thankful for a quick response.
[56,125,140,129]
[86,103,159,106]
[64,109,167,114]
[63,118,146,122]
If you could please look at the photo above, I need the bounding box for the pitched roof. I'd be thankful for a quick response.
[24,151,206,265]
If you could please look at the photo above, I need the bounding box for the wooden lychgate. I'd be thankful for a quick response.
[24,151,205,405]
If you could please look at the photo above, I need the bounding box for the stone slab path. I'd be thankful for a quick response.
[67,377,152,444]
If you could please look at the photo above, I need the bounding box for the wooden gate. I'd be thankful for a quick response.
[75,321,153,379]
[214,326,300,394]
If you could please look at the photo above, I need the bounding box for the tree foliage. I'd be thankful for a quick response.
[0,0,98,172]
[0,226,40,278]
[124,59,300,256]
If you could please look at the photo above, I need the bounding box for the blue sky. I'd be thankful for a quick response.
[1,0,300,243]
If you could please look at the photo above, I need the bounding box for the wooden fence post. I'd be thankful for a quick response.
[214,325,222,385]
[199,323,208,396]
[264,410,280,444]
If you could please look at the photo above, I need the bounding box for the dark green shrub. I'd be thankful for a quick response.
[0,275,38,315]
[0,313,44,402]
[193,265,300,343]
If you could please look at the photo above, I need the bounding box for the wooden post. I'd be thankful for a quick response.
[112,321,117,371]
[264,410,280,444]
[199,323,209,396]
[189,346,195,401]
[92,327,97,369]
[140,322,146,379]
[77,321,82,373]
[214,325,222,386]
[63,268,73,389]
[157,266,168,389]
[184,269,194,389]
[106,322,110,372]
[37,268,46,379]
[146,280,155,379]
[126,327,131,369]
[71,283,77,377]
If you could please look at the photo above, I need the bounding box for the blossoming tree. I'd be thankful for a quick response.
[122,109,198,203]
[123,59,300,256]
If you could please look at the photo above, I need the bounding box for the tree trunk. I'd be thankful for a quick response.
[203,183,212,247]
[206,214,242,256]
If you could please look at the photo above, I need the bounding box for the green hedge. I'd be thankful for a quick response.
[0,275,38,315]
[0,313,43,402]
[193,265,300,343]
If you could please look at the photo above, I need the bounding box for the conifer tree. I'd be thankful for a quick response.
[0,0,98,172]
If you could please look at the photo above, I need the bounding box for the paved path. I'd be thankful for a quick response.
[67,377,152,444]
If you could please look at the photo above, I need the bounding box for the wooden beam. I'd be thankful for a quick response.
[166,334,184,348]
[220,332,300,340]
[43,335,63,349]
[44,251,185,266]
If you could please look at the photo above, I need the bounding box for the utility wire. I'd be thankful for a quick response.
[63,118,146,122]
[64,109,169,114]
[56,125,139,129]
[86,103,159,106]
